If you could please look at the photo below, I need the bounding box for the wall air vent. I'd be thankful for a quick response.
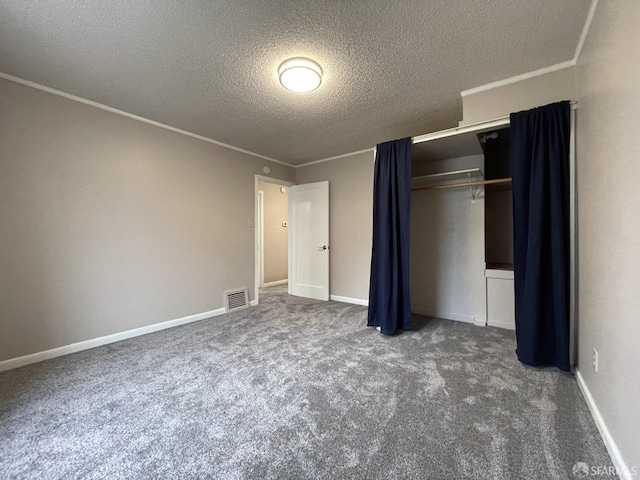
[224,287,249,313]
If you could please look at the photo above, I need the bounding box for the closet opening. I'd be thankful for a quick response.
[405,103,576,364]
[409,122,515,330]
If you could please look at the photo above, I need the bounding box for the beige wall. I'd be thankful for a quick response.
[576,1,640,471]
[258,180,288,284]
[295,152,374,301]
[458,12,640,470]
[0,78,294,361]
[461,66,576,125]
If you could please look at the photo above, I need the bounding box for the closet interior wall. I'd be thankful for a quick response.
[410,154,487,325]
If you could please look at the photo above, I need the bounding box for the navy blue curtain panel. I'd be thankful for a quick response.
[367,137,412,335]
[510,101,571,371]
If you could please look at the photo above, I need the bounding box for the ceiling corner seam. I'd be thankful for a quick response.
[573,0,600,63]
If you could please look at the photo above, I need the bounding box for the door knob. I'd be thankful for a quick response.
[317,245,328,251]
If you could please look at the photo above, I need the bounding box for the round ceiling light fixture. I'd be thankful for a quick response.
[278,58,322,92]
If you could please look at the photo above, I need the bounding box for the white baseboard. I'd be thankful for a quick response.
[435,311,475,325]
[262,279,288,287]
[486,319,516,330]
[410,309,476,324]
[330,295,369,306]
[0,307,228,373]
[474,315,487,327]
[576,370,634,479]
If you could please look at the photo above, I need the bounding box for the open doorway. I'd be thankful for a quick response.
[254,175,294,304]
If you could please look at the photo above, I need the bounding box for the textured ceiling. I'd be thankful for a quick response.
[0,1,589,165]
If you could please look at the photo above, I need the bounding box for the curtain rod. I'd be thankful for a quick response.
[411,101,578,145]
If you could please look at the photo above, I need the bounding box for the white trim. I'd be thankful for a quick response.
[576,371,634,480]
[486,320,515,331]
[295,147,375,169]
[569,107,577,366]
[413,117,511,145]
[459,60,576,97]
[485,269,514,280]
[255,174,295,187]
[414,104,575,147]
[474,315,487,327]
[263,279,288,287]
[413,309,477,325]
[257,190,265,287]
[574,0,600,62]
[0,71,294,168]
[0,308,225,372]
[436,311,476,324]
[330,295,369,306]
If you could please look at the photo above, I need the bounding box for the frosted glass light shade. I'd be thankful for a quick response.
[278,58,322,92]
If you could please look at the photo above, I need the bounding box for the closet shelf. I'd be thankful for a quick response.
[412,177,512,192]
[411,167,511,203]
[412,168,483,184]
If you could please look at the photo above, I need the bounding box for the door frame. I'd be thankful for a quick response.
[257,190,264,288]
[254,174,295,305]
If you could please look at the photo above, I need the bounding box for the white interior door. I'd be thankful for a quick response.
[257,190,264,287]
[289,181,329,300]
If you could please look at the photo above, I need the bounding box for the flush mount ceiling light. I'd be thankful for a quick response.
[278,58,322,92]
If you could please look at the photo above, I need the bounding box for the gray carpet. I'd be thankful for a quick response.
[0,285,612,479]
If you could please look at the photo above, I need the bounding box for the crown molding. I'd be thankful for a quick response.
[460,60,576,98]
[574,0,600,62]
[0,71,295,168]
[295,147,375,168]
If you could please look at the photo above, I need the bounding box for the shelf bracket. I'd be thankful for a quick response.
[469,173,477,204]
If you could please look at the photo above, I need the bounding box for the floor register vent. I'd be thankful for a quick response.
[224,287,249,313]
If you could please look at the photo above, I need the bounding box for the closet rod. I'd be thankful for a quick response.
[411,178,512,192]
